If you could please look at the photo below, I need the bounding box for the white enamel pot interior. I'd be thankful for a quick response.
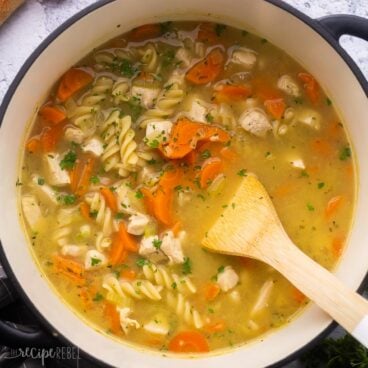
[0,0,367,367]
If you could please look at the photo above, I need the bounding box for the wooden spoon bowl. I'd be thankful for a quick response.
[202,174,368,347]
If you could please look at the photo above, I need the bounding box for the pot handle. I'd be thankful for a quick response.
[318,14,368,42]
[0,274,56,348]
[0,320,56,348]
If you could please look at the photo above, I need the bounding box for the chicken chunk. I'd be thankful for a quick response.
[85,249,107,270]
[144,314,169,335]
[82,136,104,157]
[145,120,173,146]
[160,231,185,264]
[239,108,272,137]
[43,153,70,187]
[30,175,57,206]
[127,213,150,236]
[277,75,300,97]
[186,98,209,123]
[175,47,191,68]
[231,48,257,69]
[131,86,160,109]
[139,236,167,263]
[61,245,87,257]
[217,266,239,292]
[64,127,85,144]
[296,108,321,130]
[21,195,43,231]
[118,307,140,334]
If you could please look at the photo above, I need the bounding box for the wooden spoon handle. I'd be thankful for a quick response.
[267,236,368,347]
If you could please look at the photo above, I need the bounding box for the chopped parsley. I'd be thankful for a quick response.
[171,282,177,290]
[136,258,149,267]
[89,210,98,218]
[161,49,176,68]
[201,149,211,159]
[15,179,22,186]
[217,265,225,274]
[60,151,77,170]
[148,139,160,149]
[116,59,136,77]
[237,169,247,177]
[90,176,100,184]
[339,146,351,161]
[174,185,183,192]
[307,203,315,211]
[37,178,45,185]
[215,24,226,37]
[152,238,162,249]
[135,189,144,199]
[115,212,125,219]
[92,293,104,302]
[59,194,76,205]
[182,257,192,275]
[326,98,332,106]
[205,113,214,123]
[318,182,325,189]
[91,257,101,266]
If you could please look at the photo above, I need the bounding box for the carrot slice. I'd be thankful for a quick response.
[100,187,118,213]
[80,202,91,220]
[204,282,220,301]
[298,72,320,105]
[160,118,230,159]
[118,222,138,252]
[220,146,237,161]
[75,158,95,196]
[264,98,286,120]
[171,221,182,236]
[205,320,226,333]
[129,24,162,41]
[104,302,121,334]
[109,232,128,266]
[325,195,343,219]
[200,157,223,189]
[141,187,155,216]
[26,137,41,154]
[197,22,218,44]
[57,68,93,102]
[39,105,66,125]
[121,269,137,280]
[292,287,307,304]
[40,123,64,152]
[214,84,252,103]
[331,235,345,258]
[154,189,174,226]
[53,255,85,285]
[186,48,225,85]
[169,331,209,353]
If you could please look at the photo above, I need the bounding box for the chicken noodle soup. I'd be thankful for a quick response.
[19,21,355,353]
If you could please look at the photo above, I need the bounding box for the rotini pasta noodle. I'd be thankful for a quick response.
[138,82,185,128]
[166,292,203,329]
[103,275,162,301]
[142,264,196,294]
[85,192,117,236]
[101,110,151,176]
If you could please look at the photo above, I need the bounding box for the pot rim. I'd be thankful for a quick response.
[0,0,366,367]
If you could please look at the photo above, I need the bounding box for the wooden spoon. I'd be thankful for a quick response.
[202,174,368,347]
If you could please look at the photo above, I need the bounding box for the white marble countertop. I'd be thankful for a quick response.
[0,1,366,366]
[0,0,367,103]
